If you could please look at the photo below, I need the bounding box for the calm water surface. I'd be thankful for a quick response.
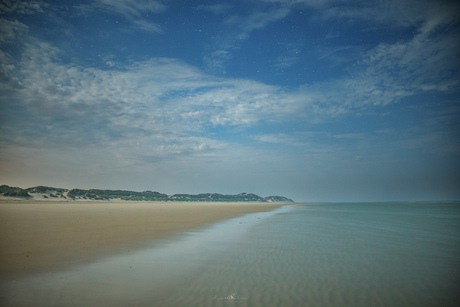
[2,202,459,306]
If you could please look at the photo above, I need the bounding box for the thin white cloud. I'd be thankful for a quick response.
[99,0,166,17]
[285,0,460,29]
[355,19,459,102]
[203,0,459,76]
[0,18,28,44]
[290,7,459,112]
[196,3,231,15]
[224,6,290,38]
[273,47,301,70]
[75,0,165,34]
[0,0,48,15]
[203,50,233,74]
[130,18,163,34]
[204,4,291,71]
[253,133,303,146]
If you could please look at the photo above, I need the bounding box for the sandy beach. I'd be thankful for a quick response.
[0,200,286,280]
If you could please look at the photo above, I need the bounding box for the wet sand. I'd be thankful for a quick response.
[0,200,286,279]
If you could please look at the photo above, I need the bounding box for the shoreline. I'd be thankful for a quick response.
[0,200,290,280]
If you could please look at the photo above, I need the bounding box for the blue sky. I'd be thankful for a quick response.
[0,0,459,201]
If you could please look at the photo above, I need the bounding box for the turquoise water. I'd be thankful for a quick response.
[160,202,460,307]
[2,202,460,306]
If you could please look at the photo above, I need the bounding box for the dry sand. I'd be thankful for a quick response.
[0,200,286,280]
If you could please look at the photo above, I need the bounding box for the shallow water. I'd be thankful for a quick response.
[1,202,459,307]
[0,206,292,306]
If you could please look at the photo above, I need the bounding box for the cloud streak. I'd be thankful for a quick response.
[75,0,165,34]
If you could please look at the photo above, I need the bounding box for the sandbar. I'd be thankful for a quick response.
[0,200,287,279]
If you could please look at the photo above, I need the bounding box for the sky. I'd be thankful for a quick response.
[0,0,459,202]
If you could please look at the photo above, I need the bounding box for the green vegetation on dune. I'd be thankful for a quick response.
[67,189,169,201]
[0,185,294,202]
[170,192,266,202]
[26,186,68,194]
[0,185,31,198]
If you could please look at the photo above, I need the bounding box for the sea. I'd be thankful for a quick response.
[2,202,460,307]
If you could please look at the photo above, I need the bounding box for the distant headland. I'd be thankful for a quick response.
[0,185,294,203]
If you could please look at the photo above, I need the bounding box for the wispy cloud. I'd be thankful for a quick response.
[290,0,460,29]
[129,18,163,34]
[75,0,165,34]
[196,3,231,15]
[204,4,291,71]
[353,20,459,103]
[291,11,459,111]
[204,0,460,75]
[273,47,301,70]
[253,133,304,146]
[203,50,233,74]
[0,0,48,15]
[223,6,290,40]
[0,18,28,44]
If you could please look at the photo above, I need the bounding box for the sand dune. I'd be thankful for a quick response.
[0,200,286,279]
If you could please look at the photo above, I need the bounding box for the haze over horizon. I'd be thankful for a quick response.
[1,0,459,202]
